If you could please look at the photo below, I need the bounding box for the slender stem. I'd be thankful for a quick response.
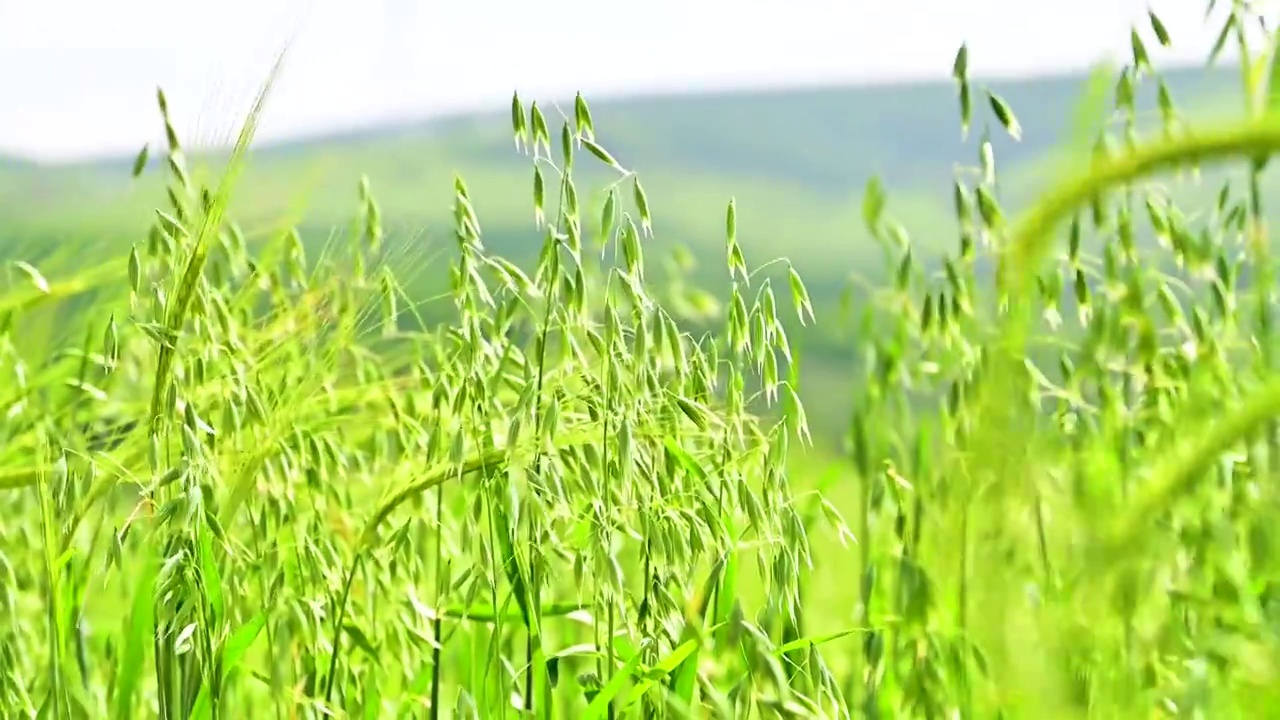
[322,552,364,703]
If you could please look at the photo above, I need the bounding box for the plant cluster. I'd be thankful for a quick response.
[5,2,1280,719]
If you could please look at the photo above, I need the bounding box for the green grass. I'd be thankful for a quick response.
[0,60,1255,437]
[7,5,1280,718]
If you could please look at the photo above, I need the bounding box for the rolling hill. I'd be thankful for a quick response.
[0,62,1259,435]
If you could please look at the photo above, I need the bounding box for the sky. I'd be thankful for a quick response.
[0,0,1252,162]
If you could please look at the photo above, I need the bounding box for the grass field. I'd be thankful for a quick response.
[0,58,1257,436]
[6,5,1280,719]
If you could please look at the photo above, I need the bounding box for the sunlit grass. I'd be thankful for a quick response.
[6,4,1280,718]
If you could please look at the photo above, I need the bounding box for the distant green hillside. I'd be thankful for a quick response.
[0,63,1259,435]
[2,64,1244,259]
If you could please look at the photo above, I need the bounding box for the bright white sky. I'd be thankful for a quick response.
[0,0,1247,161]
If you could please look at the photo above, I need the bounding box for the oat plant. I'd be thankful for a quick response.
[0,51,832,720]
[813,2,1280,717]
[11,2,1280,718]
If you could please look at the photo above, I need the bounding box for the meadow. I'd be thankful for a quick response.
[6,5,1280,719]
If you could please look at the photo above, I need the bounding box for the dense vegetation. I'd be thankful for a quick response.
[0,59,1253,435]
[6,3,1280,718]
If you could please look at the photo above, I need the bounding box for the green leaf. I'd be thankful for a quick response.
[712,513,739,634]
[582,138,621,170]
[986,90,1022,141]
[13,261,49,294]
[511,92,528,151]
[63,379,107,402]
[343,622,381,664]
[663,438,710,483]
[725,197,737,246]
[223,613,267,671]
[489,477,535,636]
[580,641,647,720]
[198,520,225,623]
[773,628,863,655]
[560,122,574,171]
[1149,10,1171,47]
[128,246,142,292]
[1209,13,1235,65]
[1130,27,1150,71]
[131,144,150,177]
[112,550,158,720]
[788,265,814,325]
[435,600,586,623]
[599,188,617,243]
[573,91,594,140]
[621,640,700,709]
[632,177,652,236]
[533,166,546,227]
[952,43,968,81]
[529,101,550,158]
